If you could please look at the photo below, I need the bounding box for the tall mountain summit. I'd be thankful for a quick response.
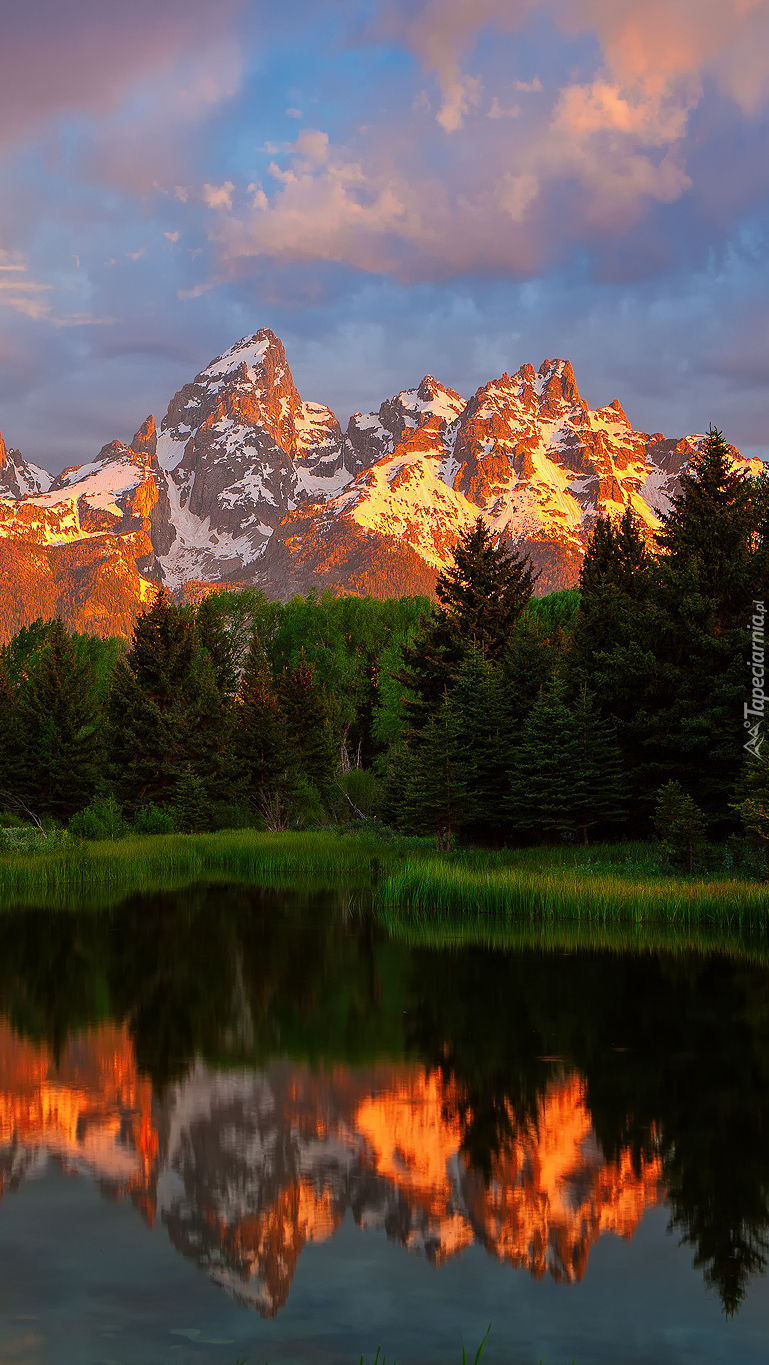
[0,329,762,638]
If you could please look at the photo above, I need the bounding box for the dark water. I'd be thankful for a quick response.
[2,885,769,1363]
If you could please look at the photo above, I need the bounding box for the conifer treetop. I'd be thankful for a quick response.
[436,517,536,659]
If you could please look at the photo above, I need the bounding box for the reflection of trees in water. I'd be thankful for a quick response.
[0,898,769,1313]
[408,948,769,1315]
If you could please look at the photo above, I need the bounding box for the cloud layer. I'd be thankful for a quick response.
[0,0,767,467]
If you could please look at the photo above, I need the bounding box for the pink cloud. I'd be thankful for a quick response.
[0,0,244,149]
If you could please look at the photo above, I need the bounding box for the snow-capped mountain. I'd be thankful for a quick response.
[0,329,763,637]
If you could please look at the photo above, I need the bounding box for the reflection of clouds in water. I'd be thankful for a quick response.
[0,1021,662,1317]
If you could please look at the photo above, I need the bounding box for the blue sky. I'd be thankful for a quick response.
[1,0,768,469]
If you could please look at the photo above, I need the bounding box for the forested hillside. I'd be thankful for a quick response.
[0,431,766,853]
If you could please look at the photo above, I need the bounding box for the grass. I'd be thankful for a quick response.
[374,842,769,957]
[0,828,401,911]
[0,829,766,957]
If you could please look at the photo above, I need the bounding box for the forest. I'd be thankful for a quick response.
[0,429,766,864]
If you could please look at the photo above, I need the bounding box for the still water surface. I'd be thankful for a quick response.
[1,885,769,1363]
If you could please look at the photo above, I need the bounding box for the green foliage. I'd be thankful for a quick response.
[732,760,769,856]
[108,587,230,812]
[69,793,128,841]
[134,802,176,835]
[0,657,19,800]
[509,676,626,845]
[463,1325,491,1365]
[398,519,535,736]
[654,780,707,873]
[236,628,298,825]
[436,517,536,657]
[526,586,581,634]
[16,617,102,820]
[334,767,384,822]
[398,690,479,850]
[278,649,336,799]
[172,763,212,833]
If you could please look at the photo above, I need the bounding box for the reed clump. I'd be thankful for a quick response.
[0,829,398,911]
[375,852,769,939]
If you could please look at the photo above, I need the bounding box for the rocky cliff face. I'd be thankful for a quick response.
[0,430,51,499]
[155,330,356,589]
[0,332,763,637]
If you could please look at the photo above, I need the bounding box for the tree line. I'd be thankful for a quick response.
[0,428,766,854]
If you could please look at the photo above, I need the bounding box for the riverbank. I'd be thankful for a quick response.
[0,830,765,943]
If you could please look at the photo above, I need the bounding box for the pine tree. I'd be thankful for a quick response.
[108,587,229,812]
[508,676,626,844]
[196,593,239,696]
[731,759,769,861]
[172,764,212,833]
[645,429,767,824]
[569,508,654,831]
[436,517,537,658]
[657,428,757,630]
[17,618,101,820]
[235,629,297,824]
[0,659,20,804]
[653,780,707,872]
[399,517,536,733]
[451,646,509,843]
[398,689,478,850]
[277,650,336,801]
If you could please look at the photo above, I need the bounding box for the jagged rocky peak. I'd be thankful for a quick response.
[345,374,465,468]
[153,329,353,591]
[130,414,157,461]
[0,428,52,498]
[161,329,317,456]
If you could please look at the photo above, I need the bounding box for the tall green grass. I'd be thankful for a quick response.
[0,829,397,911]
[1,832,765,956]
[376,853,769,940]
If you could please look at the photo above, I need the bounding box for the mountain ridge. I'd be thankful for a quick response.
[0,328,763,639]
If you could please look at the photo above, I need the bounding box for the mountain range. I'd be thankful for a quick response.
[0,329,763,638]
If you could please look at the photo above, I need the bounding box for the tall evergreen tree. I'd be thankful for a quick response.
[398,517,536,732]
[569,508,654,830]
[0,659,20,803]
[235,629,297,824]
[277,650,336,801]
[643,429,767,823]
[195,593,239,696]
[108,587,228,812]
[397,689,479,850]
[451,646,508,843]
[657,428,758,629]
[508,676,626,844]
[17,618,101,820]
[436,517,537,657]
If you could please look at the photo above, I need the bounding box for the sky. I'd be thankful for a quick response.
[0,0,768,471]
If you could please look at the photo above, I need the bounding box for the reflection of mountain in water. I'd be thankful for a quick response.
[0,1022,662,1316]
